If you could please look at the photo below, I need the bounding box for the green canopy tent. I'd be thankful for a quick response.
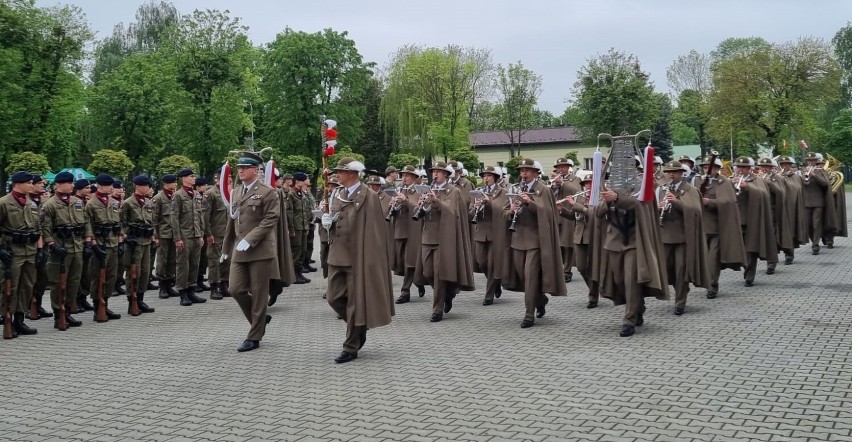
[44,168,95,184]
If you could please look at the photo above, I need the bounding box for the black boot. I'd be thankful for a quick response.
[186,289,207,304]
[53,310,64,330]
[179,289,193,306]
[165,279,180,297]
[221,281,231,297]
[302,263,317,273]
[147,281,158,290]
[158,281,170,299]
[196,274,211,291]
[210,282,223,300]
[104,300,122,320]
[77,294,94,312]
[114,278,126,295]
[13,312,37,335]
[65,312,82,327]
[36,292,52,318]
[137,293,155,313]
[294,272,310,284]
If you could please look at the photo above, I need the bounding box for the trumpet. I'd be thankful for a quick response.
[802,165,814,182]
[412,184,437,220]
[733,173,746,195]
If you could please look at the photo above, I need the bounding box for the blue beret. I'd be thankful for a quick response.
[54,172,74,184]
[177,168,194,177]
[74,179,90,190]
[195,177,208,186]
[112,180,123,189]
[31,174,43,184]
[10,171,33,183]
[133,176,152,186]
[162,175,177,184]
[293,172,308,181]
[95,174,114,186]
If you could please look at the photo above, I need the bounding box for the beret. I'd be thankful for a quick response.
[54,172,74,184]
[31,174,43,184]
[112,180,123,189]
[95,174,114,186]
[293,172,308,181]
[10,171,33,183]
[162,175,177,184]
[133,176,152,187]
[195,177,208,186]
[177,168,194,177]
[74,179,90,190]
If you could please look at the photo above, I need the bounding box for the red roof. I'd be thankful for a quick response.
[470,127,582,147]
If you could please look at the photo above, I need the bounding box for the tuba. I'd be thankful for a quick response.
[827,153,845,192]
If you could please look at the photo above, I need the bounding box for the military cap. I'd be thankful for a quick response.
[177,168,194,177]
[365,175,383,185]
[429,161,454,174]
[327,175,340,186]
[237,151,263,167]
[516,158,538,170]
[10,171,33,183]
[479,165,500,178]
[554,157,574,167]
[31,174,43,184]
[757,158,775,166]
[698,156,723,167]
[293,172,308,181]
[95,173,114,186]
[733,156,755,167]
[385,166,398,175]
[778,156,795,165]
[366,169,383,178]
[133,176,152,187]
[449,160,463,171]
[73,179,90,190]
[662,160,685,173]
[195,177,208,186]
[333,157,366,173]
[112,180,123,189]
[89,184,97,193]
[805,152,823,161]
[654,156,663,165]
[54,171,74,184]
[162,174,177,184]
[580,172,594,183]
[678,155,696,164]
[281,173,293,180]
[399,165,419,177]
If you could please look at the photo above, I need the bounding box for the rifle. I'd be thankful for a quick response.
[29,292,38,320]
[127,240,139,316]
[57,255,67,331]
[95,245,108,322]
[3,251,12,339]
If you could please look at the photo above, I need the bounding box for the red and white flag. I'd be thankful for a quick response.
[219,163,232,207]
[264,160,276,187]
[637,145,656,204]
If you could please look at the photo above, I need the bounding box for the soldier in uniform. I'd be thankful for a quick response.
[73,179,94,313]
[558,173,600,308]
[41,171,87,329]
[757,158,793,274]
[86,174,123,322]
[733,157,778,286]
[120,175,157,315]
[384,166,399,189]
[27,174,52,320]
[366,175,394,267]
[415,161,475,323]
[552,157,581,283]
[694,156,746,298]
[391,166,426,304]
[1,171,41,337]
[449,161,475,207]
[802,152,836,255]
[322,157,394,363]
[173,168,207,306]
[205,171,230,299]
[290,172,311,283]
[502,159,566,328]
[300,176,318,272]
[679,155,697,183]
[657,161,710,315]
[221,152,282,352]
[469,166,509,306]
[194,177,211,294]
[153,175,180,299]
[111,180,128,297]
[653,156,667,187]
[777,156,808,264]
[317,175,341,283]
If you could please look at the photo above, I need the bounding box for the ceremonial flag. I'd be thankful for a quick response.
[637,145,655,203]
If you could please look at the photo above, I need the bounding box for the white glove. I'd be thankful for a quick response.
[321,213,333,229]
[236,239,251,252]
[219,254,229,263]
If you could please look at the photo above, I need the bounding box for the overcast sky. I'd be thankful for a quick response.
[39,0,852,114]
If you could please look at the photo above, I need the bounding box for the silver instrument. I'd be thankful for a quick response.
[555,190,588,206]
[470,186,488,224]
[507,184,533,232]
[733,173,745,195]
[384,186,404,222]
[658,181,675,226]
[412,184,437,220]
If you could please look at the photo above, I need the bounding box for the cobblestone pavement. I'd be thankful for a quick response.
[2,198,852,442]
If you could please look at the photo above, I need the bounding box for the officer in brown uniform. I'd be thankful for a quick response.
[558,173,599,308]
[73,179,95,313]
[469,166,509,305]
[391,166,426,304]
[733,157,777,286]
[41,171,87,329]
[28,174,52,320]
[1,171,41,337]
[449,161,475,208]
[778,156,808,264]
[317,175,340,282]
[86,174,123,321]
[153,175,180,299]
[205,172,230,299]
[802,152,833,255]
[120,175,157,314]
[222,151,281,352]
[194,177,212,294]
[552,158,581,283]
[366,175,394,267]
[173,168,206,306]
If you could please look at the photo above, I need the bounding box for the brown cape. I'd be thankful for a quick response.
[501,180,567,297]
[392,187,422,276]
[595,193,669,304]
[780,172,809,246]
[330,185,395,329]
[671,182,711,288]
[414,186,476,291]
[764,174,795,251]
[695,174,746,269]
[269,188,295,293]
[740,176,779,262]
[832,185,848,237]
[556,177,581,248]
[470,185,511,281]
[376,191,395,268]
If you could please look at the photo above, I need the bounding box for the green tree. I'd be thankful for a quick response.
[494,61,542,157]
[650,94,674,161]
[356,78,393,171]
[280,155,316,175]
[570,48,658,139]
[327,147,365,171]
[833,22,852,107]
[672,89,708,152]
[5,152,51,175]
[505,156,526,183]
[89,149,135,180]
[827,109,852,163]
[563,150,580,165]
[447,147,480,171]
[260,29,373,162]
[387,152,421,169]
[156,154,198,177]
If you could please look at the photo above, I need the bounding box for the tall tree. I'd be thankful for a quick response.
[650,93,674,161]
[667,50,713,98]
[494,61,542,157]
[260,28,373,161]
[832,22,852,107]
[570,48,658,138]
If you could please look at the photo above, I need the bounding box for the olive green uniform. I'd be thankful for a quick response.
[205,186,230,283]
[290,189,309,269]
[303,191,316,264]
[152,190,177,286]
[121,195,155,297]
[76,193,93,307]
[41,194,88,313]
[0,193,40,314]
[30,195,49,316]
[173,186,204,290]
[86,194,122,305]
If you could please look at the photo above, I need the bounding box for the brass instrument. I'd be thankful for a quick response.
[827,154,845,192]
[802,165,814,182]
[733,173,746,195]
[470,187,487,224]
[412,184,437,221]
[658,181,675,226]
[507,184,534,232]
